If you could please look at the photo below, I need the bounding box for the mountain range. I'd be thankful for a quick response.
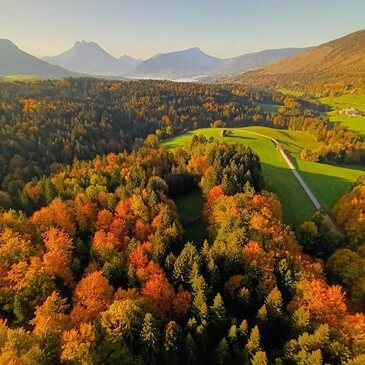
[42,42,305,80]
[133,47,223,79]
[239,29,365,91]
[0,39,306,80]
[1,29,364,84]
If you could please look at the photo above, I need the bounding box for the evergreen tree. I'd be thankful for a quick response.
[140,313,160,365]
[43,179,58,205]
[163,321,182,365]
[251,351,268,365]
[245,326,262,360]
[13,293,30,324]
[212,338,231,365]
[184,333,197,365]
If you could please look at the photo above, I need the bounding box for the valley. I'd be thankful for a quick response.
[0,8,365,362]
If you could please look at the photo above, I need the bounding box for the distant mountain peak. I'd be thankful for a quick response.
[164,47,207,55]
[133,47,223,80]
[74,40,101,48]
[185,47,203,52]
[0,39,78,78]
[0,38,16,46]
[0,39,21,51]
[119,54,139,61]
[71,41,108,54]
[43,41,141,76]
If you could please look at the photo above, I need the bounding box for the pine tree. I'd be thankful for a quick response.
[239,319,249,339]
[13,293,30,324]
[43,179,58,205]
[245,326,262,359]
[193,291,208,322]
[184,333,196,365]
[140,313,160,365]
[163,321,182,365]
[173,243,201,286]
[251,350,268,365]
[212,338,231,365]
[257,304,268,323]
[211,293,226,327]
[265,287,283,317]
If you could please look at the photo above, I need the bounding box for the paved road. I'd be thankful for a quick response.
[239,130,339,231]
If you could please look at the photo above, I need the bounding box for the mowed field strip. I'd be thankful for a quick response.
[163,127,365,226]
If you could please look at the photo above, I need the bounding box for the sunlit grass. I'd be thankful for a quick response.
[163,127,365,226]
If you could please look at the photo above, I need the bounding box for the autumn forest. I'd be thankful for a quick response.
[0,75,364,365]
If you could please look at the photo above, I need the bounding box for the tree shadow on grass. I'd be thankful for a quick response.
[278,130,294,140]
[174,187,208,248]
[227,135,255,141]
[260,159,364,227]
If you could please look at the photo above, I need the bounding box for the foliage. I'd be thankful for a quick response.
[0,138,363,364]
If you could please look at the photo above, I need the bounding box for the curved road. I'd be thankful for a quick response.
[240,129,339,231]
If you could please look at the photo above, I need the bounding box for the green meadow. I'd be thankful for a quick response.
[243,126,318,156]
[174,188,208,246]
[255,102,280,113]
[1,75,40,82]
[320,94,365,136]
[163,127,365,226]
[292,158,365,211]
[277,88,304,97]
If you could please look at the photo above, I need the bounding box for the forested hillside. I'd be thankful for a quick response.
[0,137,364,364]
[0,78,265,208]
[240,29,365,95]
[1,78,365,212]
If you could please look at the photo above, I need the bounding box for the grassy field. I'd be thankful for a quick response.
[163,127,365,226]
[163,128,316,226]
[255,102,280,113]
[277,88,304,97]
[174,188,208,246]
[292,158,365,211]
[243,126,318,157]
[320,94,365,135]
[0,75,40,82]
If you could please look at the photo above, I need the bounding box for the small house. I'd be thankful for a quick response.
[342,108,363,117]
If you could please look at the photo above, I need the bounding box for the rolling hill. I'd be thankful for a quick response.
[43,41,141,76]
[239,29,365,92]
[0,39,79,78]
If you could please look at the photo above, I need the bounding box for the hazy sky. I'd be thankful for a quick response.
[1,0,364,59]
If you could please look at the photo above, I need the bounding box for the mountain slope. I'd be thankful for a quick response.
[212,48,305,78]
[43,41,140,76]
[133,47,223,79]
[0,39,79,78]
[239,29,365,92]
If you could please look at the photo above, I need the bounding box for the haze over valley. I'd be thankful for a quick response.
[1,38,306,80]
